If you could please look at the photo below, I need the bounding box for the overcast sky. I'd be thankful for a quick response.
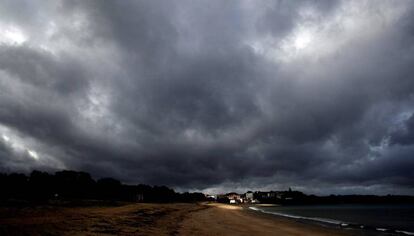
[1,0,414,195]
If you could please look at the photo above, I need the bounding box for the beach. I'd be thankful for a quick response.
[0,202,361,235]
[180,203,358,236]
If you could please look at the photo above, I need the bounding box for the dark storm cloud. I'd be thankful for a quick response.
[0,46,87,93]
[390,114,414,146]
[1,0,414,194]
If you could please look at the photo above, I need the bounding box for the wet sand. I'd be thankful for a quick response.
[0,202,359,235]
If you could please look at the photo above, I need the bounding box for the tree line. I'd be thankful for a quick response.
[0,170,206,205]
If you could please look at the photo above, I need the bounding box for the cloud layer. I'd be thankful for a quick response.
[1,0,414,194]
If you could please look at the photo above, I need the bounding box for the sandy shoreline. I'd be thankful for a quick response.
[179,203,359,236]
[0,202,362,235]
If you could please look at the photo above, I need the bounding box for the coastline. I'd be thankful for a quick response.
[247,204,414,236]
[179,203,359,236]
[1,202,408,235]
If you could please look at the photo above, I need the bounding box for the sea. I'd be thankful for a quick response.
[249,204,414,235]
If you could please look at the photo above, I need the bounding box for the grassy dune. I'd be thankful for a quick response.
[0,203,206,236]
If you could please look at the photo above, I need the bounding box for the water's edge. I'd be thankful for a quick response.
[248,206,414,236]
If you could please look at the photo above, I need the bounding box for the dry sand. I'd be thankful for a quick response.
[179,203,358,236]
[0,202,359,235]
